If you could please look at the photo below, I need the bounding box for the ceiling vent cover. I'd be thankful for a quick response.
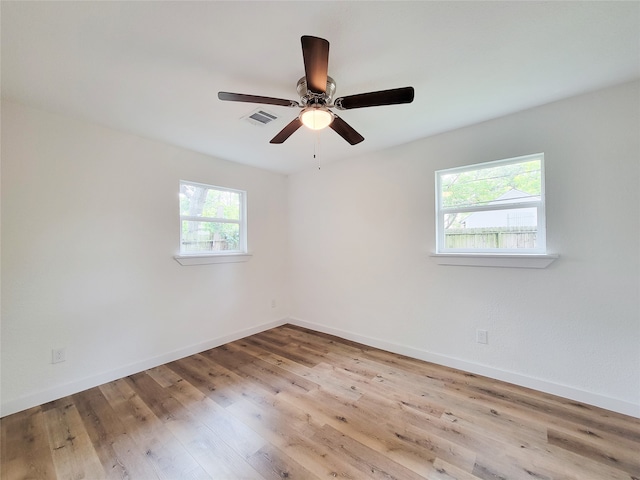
[243,108,278,126]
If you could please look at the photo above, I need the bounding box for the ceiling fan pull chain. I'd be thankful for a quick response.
[316,131,321,170]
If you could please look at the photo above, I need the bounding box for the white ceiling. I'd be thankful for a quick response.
[2,1,639,174]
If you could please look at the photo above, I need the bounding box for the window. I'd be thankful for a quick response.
[179,181,247,255]
[435,153,546,254]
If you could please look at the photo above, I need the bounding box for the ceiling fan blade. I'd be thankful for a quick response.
[301,36,329,94]
[270,118,303,144]
[329,115,364,145]
[218,92,299,107]
[334,86,415,110]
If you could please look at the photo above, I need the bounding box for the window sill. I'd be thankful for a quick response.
[430,253,558,269]
[174,253,252,266]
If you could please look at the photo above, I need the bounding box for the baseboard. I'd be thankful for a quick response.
[0,318,287,418]
[287,317,640,418]
[5,316,637,419]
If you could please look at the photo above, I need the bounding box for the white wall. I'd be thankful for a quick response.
[288,81,640,416]
[1,100,290,416]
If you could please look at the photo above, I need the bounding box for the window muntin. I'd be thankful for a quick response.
[179,181,247,255]
[436,154,545,254]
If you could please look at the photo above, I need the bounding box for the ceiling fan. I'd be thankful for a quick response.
[218,35,415,145]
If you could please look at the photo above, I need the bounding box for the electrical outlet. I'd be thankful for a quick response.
[52,348,66,364]
[476,330,488,344]
[271,299,276,308]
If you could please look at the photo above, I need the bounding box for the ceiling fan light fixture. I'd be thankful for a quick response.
[300,106,333,130]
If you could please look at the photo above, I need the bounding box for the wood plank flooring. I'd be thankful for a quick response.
[2,324,639,479]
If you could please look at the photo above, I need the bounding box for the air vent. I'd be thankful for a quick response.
[243,108,279,126]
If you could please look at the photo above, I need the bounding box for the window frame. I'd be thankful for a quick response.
[178,180,248,256]
[435,153,547,255]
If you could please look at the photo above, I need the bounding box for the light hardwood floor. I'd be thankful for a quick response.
[2,324,639,479]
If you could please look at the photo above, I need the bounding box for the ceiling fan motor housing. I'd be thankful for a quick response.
[297,76,336,106]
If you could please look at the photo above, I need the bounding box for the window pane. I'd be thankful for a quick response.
[441,159,541,208]
[180,184,240,220]
[444,209,538,250]
[181,221,240,253]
